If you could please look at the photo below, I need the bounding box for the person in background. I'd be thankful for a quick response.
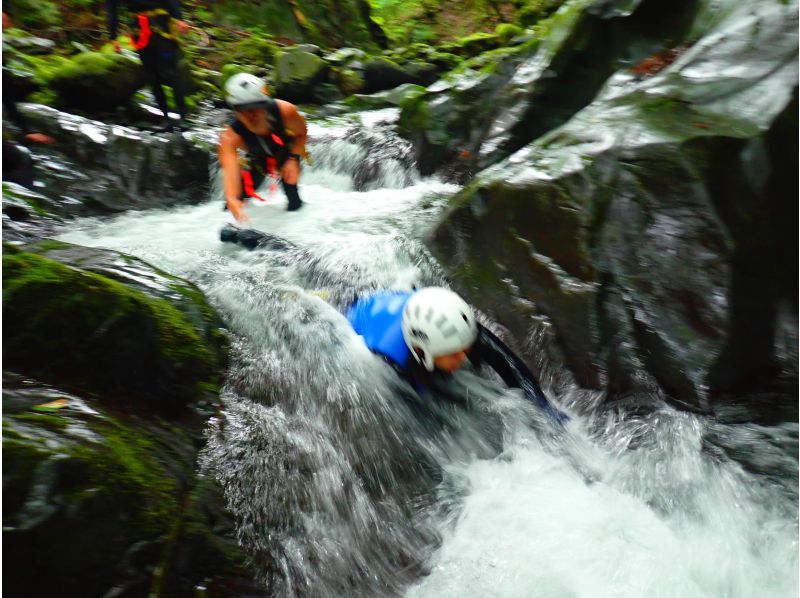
[105,0,190,131]
[218,73,308,220]
[2,7,55,188]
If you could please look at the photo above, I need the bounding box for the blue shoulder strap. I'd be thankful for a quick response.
[347,291,413,369]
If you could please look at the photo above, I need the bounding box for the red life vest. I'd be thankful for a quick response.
[241,133,285,202]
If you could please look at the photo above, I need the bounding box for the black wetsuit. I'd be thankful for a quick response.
[230,98,303,211]
[106,0,186,120]
[2,5,36,188]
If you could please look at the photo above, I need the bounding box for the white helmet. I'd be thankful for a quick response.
[402,287,478,371]
[225,73,269,110]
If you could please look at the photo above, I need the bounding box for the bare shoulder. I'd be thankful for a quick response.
[276,99,304,121]
[219,125,244,148]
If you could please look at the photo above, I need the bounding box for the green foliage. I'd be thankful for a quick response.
[409,23,438,44]
[7,0,61,28]
[230,32,279,67]
[211,0,302,38]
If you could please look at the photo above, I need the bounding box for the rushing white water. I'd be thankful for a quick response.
[56,110,798,598]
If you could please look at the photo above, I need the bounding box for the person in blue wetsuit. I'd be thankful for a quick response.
[347,287,568,423]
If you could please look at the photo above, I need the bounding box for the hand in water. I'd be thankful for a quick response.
[230,201,250,224]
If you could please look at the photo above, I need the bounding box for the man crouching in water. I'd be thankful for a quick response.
[219,73,308,222]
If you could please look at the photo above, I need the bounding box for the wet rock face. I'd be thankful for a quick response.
[15,105,211,215]
[428,0,798,417]
[1,234,259,595]
[398,0,701,176]
[2,374,259,598]
[2,182,63,243]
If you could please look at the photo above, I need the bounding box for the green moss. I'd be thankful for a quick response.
[495,23,524,43]
[71,420,180,531]
[516,0,567,27]
[456,32,501,55]
[2,183,50,216]
[336,67,365,96]
[397,90,432,133]
[230,33,279,66]
[14,412,69,431]
[3,248,216,405]
[6,411,181,534]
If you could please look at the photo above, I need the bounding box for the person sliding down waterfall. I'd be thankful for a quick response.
[219,73,308,222]
[347,287,568,424]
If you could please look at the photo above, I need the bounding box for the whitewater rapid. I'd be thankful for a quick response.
[56,108,798,598]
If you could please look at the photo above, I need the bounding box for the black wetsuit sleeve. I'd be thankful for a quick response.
[469,324,557,415]
[469,325,528,390]
[106,0,120,38]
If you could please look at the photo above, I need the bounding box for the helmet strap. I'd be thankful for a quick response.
[411,346,435,372]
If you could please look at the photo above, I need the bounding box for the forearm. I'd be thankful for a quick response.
[289,131,307,155]
[222,164,243,207]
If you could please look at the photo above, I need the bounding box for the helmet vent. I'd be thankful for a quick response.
[411,328,428,341]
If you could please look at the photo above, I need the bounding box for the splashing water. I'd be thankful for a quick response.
[56,110,798,597]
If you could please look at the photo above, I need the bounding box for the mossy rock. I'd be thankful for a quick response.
[273,47,331,103]
[456,32,503,56]
[3,34,57,55]
[3,245,224,414]
[275,47,329,84]
[45,51,146,112]
[495,23,524,43]
[2,375,258,597]
[229,34,280,67]
[335,67,366,96]
[516,0,567,27]
[343,83,424,111]
[362,56,416,94]
[324,47,369,67]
